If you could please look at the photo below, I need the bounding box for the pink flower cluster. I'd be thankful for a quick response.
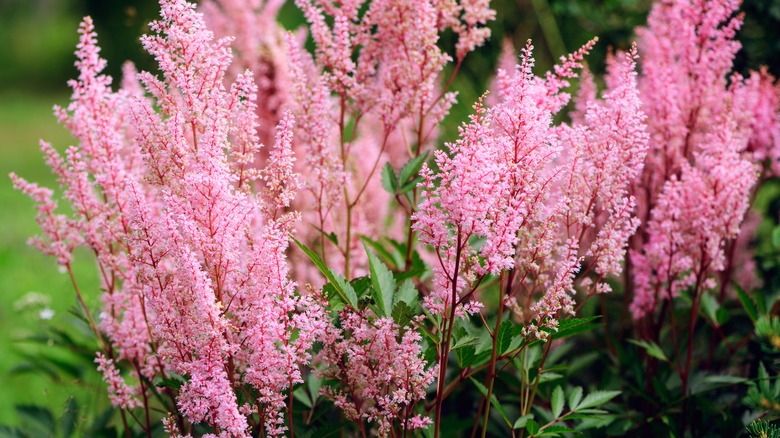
[414,41,648,333]
[12,0,780,435]
[629,0,780,318]
[287,0,494,281]
[13,2,326,435]
[318,312,436,436]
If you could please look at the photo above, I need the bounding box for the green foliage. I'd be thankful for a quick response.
[747,419,780,438]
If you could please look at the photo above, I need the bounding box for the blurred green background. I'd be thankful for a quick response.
[1,0,778,430]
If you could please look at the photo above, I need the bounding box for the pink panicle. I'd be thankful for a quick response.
[14,1,325,435]
[288,0,494,282]
[318,312,436,435]
[95,353,142,410]
[630,0,780,318]
[201,0,293,150]
[415,40,648,332]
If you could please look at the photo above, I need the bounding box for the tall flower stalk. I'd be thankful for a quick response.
[413,40,648,436]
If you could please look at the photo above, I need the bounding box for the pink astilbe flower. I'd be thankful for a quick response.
[318,312,436,436]
[630,148,756,317]
[95,353,142,410]
[288,0,494,280]
[201,0,292,150]
[414,41,647,332]
[630,0,780,318]
[13,1,325,435]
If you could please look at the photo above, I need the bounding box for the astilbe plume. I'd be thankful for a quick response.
[414,41,648,334]
[201,0,292,150]
[11,1,327,435]
[288,0,494,282]
[629,0,780,319]
[317,313,436,436]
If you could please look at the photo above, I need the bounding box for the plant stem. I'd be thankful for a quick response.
[480,271,510,437]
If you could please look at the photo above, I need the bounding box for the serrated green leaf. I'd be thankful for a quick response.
[568,386,583,411]
[364,243,396,317]
[292,237,358,308]
[551,386,564,418]
[538,372,564,383]
[562,409,609,420]
[391,301,415,328]
[578,415,616,429]
[735,283,758,322]
[361,237,398,268]
[456,346,476,368]
[350,276,372,299]
[538,425,577,436]
[497,320,514,355]
[400,176,424,194]
[628,339,669,362]
[332,274,358,308]
[452,335,480,351]
[399,152,429,186]
[526,419,540,435]
[381,162,398,194]
[514,414,533,429]
[576,390,621,410]
[552,316,600,340]
[396,279,417,307]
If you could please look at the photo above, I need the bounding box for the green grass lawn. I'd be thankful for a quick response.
[0,91,105,427]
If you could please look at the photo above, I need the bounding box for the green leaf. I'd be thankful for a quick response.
[538,372,564,383]
[736,283,759,322]
[497,320,514,355]
[773,227,780,249]
[400,177,424,194]
[396,279,417,306]
[552,316,600,340]
[381,163,398,194]
[578,415,616,430]
[562,410,608,420]
[399,152,429,186]
[701,292,720,326]
[452,335,480,351]
[538,425,577,436]
[361,237,398,268]
[332,274,359,308]
[455,346,476,368]
[292,236,358,308]
[551,386,564,418]
[759,362,771,395]
[526,419,540,436]
[15,405,55,432]
[307,374,322,406]
[628,339,669,362]
[153,373,186,390]
[568,386,583,411]
[293,386,312,408]
[392,301,415,328]
[470,378,512,427]
[364,242,396,317]
[351,276,372,299]
[514,414,534,429]
[59,396,79,438]
[576,390,621,410]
